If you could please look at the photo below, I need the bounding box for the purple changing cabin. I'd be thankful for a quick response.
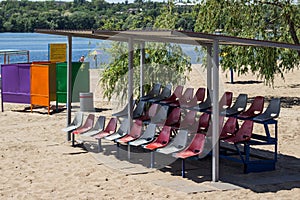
[1,63,31,111]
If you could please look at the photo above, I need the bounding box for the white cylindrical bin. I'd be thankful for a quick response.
[80,92,94,112]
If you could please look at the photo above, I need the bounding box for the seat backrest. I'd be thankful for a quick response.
[73,112,83,126]
[180,88,194,103]
[82,114,95,128]
[171,130,188,148]
[194,87,206,102]
[151,105,169,123]
[219,91,233,109]
[133,100,146,118]
[244,96,265,115]
[173,85,184,98]
[197,113,211,132]
[186,133,206,153]
[104,118,118,133]
[226,120,254,143]
[230,93,248,111]
[155,126,171,144]
[180,110,197,129]
[263,98,281,119]
[94,116,106,131]
[219,117,237,139]
[140,123,156,139]
[160,84,172,98]
[129,120,143,138]
[165,107,181,126]
[151,83,162,96]
[148,103,159,118]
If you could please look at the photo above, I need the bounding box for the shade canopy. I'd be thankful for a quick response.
[35,29,300,50]
[34,28,300,182]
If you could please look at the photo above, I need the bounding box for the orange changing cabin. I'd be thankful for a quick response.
[30,63,56,114]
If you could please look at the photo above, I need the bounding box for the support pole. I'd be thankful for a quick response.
[207,45,213,92]
[140,42,145,98]
[67,35,73,142]
[128,37,134,160]
[212,40,220,182]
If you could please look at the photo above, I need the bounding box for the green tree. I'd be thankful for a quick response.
[194,0,300,84]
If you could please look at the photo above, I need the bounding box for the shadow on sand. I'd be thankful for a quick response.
[73,138,300,193]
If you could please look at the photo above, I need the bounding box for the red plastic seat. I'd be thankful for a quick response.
[197,112,211,133]
[181,87,206,108]
[164,107,181,128]
[159,85,183,104]
[93,118,118,139]
[174,133,206,159]
[116,120,143,144]
[207,91,233,113]
[219,117,238,140]
[169,88,194,107]
[225,120,254,143]
[237,96,264,119]
[143,126,171,150]
[178,110,197,130]
[72,114,95,135]
[136,103,159,122]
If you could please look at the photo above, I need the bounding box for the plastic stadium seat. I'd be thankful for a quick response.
[140,83,161,101]
[219,117,238,140]
[129,123,157,146]
[225,120,254,143]
[178,110,197,130]
[103,119,130,141]
[221,94,248,116]
[72,114,95,135]
[156,130,188,154]
[159,85,184,105]
[180,87,206,108]
[62,112,83,132]
[116,120,143,144]
[81,116,106,137]
[169,88,194,107]
[237,96,264,119]
[253,98,281,122]
[174,133,206,159]
[143,126,172,150]
[147,84,172,103]
[93,118,118,139]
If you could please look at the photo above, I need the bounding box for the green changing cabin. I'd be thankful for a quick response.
[56,62,90,106]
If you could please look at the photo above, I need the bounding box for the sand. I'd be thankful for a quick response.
[0,65,299,199]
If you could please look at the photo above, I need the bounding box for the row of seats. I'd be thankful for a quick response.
[113,83,281,123]
[63,83,281,176]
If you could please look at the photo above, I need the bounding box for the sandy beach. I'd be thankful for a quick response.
[0,65,299,199]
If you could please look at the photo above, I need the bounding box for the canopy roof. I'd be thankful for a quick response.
[35,29,300,50]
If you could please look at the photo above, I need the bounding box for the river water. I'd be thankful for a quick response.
[0,32,200,70]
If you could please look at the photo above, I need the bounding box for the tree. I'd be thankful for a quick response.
[99,42,192,101]
[194,0,300,84]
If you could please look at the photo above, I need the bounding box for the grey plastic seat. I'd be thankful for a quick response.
[129,123,157,146]
[189,91,211,112]
[62,112,83,132]
[147,84,172,103]
[81,116,106,137]
[104,119,130,141]
[150,105,169,125]
[156,130,188,154]
[253,98,281,122]
[140,83,161,101]
[221,94,248,116]
[112,99,136,118]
